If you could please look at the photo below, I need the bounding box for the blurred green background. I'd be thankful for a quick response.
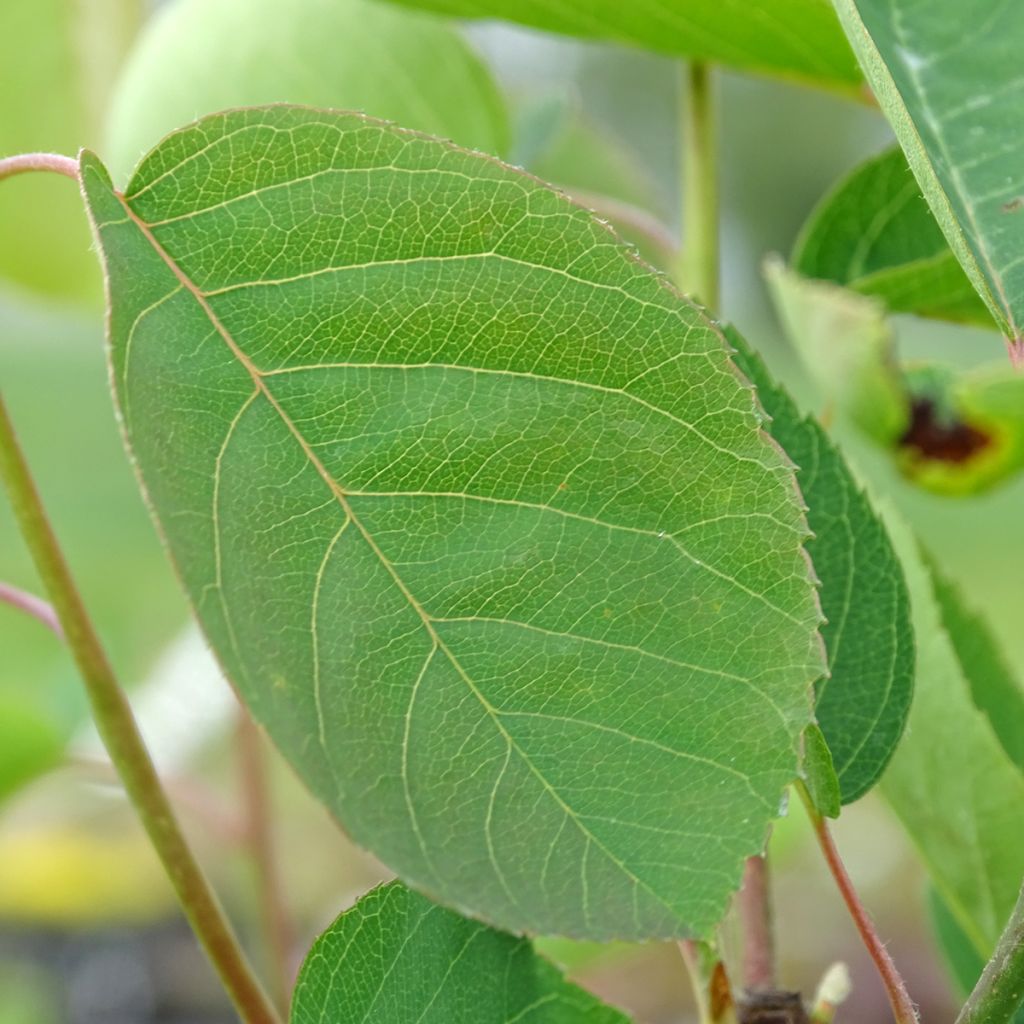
[2,1,1021,1021]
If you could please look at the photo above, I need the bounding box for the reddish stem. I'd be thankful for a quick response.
[799,785,918,1023]
[0,580,63,638]
[739,854,776,991]
[0,152,79,182]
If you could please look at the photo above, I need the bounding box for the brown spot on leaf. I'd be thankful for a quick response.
[898,398,991,464]
[1002,197,1024,213]
[737,990,809,1024]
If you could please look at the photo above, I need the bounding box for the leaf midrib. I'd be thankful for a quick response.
[114,189,755,933]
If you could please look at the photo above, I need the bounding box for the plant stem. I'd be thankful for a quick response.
[238,707,295,1015]
[0,580,63,638]
[677,61,720,311]
[0,394,282,1024]
[739,854,776,991]
[956,877,1024,1024]
[797,782,918,1023]
[0,152,79,182]
[679,940,714,1024]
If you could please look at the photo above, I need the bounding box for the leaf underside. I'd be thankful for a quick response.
[291,882,630,1023]
[793,147,990,327]
[834,0,1024,346]
[379,0,861,94]
[81,105,823,940]
[728,329,913,805]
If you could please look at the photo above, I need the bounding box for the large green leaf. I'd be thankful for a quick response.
[291,882,630,1023]
[0,0,140,301]
[727,328,913,805]
[104,0,509,186]
[380,0,861,95]
[834,0,1024,350]
[80,106,824,940]
[793,148,990,327]
[879,513,1024,956]
[767,262,1024,495]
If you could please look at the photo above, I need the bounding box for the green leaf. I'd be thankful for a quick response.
[929,565,1024,780]
[0,0,140,301]
[833,0,1024,349]
[801,724,841,819]
[0,695,64,805]
[928,887,1024,1023]
[767,263,1024,495]
[291,882,631,1023]
[793,148,990,326]
[104,0,509,186]
[879,512,1024,956]
[80,106,824,940]
[727,327,913,804]
[380,0,861,94]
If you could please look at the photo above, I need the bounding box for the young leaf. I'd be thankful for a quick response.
[833,0,1024,351]
[767,263,1024,495]
[879,512,1024,956]
[727,328,913,805]
[378,0,861,95]
[291,882,631,1023]
[104,0,509,185]
[793,148,990,327]
[80,106,824,941]
[0,0,140,300]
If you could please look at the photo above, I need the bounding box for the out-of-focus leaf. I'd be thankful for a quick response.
[104,0,509,186]
[0,696,63,804]
[291,882,631,1023]
[380,0,862,95]
[728,327,913,805]
[834,0,1024,352]
[767,263,1024,495]
[0,0,140,301]
[793,148,990,327]
[879,512,1024,957]
[929,565,1024,777]
[81,106,824,940]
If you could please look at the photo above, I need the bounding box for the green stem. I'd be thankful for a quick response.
[798,783,918,1023]
[0,394,282,1024]
[677,61,720,311]
[956,878,1024,1024]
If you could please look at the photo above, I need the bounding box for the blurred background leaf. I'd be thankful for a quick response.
[0,0,141,303]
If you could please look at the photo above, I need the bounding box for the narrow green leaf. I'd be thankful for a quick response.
[104,0,509,185]
[801,723,841,819]
[793,148,990,326]
[879,512,1024,956]
[0,0,140,300]
[833,0,1024,350]
[728,327,913,804]
[380,0,862,95]
[291,882,631,1023]
[767,263,1024,495]
[929,566,1024,778]
[80,106,824,940]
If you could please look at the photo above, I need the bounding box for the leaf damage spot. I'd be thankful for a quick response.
[898,397,992,465]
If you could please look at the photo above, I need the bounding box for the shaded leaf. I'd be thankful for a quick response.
[834,0,1024,350]
[104,0,509,186]
[0,0,140,301]
[801,723,841,819]
[767,263,1024,495]
[81,106,824,940]
[728,327,913,804]
[793,147,990,326]
[291,882,631,1023]
[879,512,1024,956]
[379,0,861,94]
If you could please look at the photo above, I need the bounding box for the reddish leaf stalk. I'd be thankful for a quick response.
[0,580,63,637]
[739,853,777,992]
[0,152,79,182]
[798,783,918,1023]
